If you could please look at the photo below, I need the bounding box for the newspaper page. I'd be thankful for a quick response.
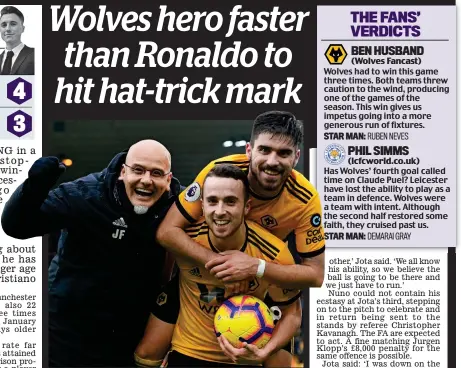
[0,2,456,368]
[0,4,42,367]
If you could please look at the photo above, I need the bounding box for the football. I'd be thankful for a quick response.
[214,295,274,349]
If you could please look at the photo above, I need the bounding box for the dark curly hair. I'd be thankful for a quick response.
[250,111,303,148]
[204,164,249,201]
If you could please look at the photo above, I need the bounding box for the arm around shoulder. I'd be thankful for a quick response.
[301,251,325,287]
[156,202,217,265]
[262,251,325,289]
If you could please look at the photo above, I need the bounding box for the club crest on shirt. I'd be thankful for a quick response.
[185,182,201,202]
[156,292,168,306]
[261,215,278,229]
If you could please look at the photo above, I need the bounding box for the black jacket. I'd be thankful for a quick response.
[0,45,34,75]
[2,152,182,366]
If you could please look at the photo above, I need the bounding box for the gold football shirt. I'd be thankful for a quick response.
[177,154,325,258]
[171,220,301,364]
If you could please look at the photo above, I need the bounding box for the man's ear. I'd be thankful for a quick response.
[245,142,252,160]
[119,165,126,180]
[294,149,300,167]
[244,198,251,216]
[166,172,172,191]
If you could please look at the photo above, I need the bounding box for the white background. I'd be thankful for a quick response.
[0,5,41,49]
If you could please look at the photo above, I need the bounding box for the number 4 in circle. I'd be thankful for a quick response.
[7,78,32,105]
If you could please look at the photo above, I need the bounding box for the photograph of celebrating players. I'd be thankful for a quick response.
[136,164,303,367]
[2,111,325,367]
[137,111,325,367]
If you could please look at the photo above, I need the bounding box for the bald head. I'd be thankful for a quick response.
[119,139,173,214]
[126,140,171,171]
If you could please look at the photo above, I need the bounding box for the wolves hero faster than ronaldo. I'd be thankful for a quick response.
[179,154,325,260]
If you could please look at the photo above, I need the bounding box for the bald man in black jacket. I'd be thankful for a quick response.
[2,140,182,366]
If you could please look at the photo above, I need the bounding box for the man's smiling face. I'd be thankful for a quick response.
[0,13,24,49]
[119,140,172,213]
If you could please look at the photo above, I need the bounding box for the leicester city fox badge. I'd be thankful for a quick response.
[324,144,346,165]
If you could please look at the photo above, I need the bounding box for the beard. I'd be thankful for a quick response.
[249,158,287,192]
[133,205,149,215]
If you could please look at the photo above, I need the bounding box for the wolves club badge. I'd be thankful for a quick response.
[325,44,347,64]
[261,215,278,229]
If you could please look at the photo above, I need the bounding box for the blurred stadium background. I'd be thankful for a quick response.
[46,120,306,366]
[46,120,304,186]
